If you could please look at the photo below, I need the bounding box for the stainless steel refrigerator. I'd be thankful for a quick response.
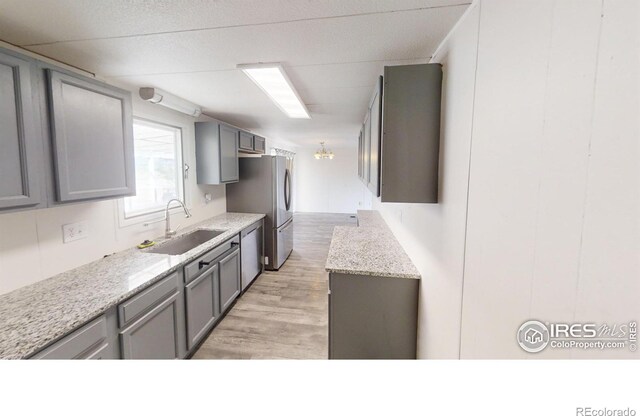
[226,155,293,270]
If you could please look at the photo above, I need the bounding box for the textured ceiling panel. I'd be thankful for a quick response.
[0,0,469,45]
[25,7,465,77]
[1,0,469,146]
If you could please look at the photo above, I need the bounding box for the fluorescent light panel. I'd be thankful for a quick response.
[238,63,310,119]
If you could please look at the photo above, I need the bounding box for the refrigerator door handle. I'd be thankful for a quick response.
[284,168,292,211]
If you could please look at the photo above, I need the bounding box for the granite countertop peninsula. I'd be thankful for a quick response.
[0,212,264,359]
[325,210,420,279]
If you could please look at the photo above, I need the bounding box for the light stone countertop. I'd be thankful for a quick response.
[325,210,421,279]
[0,212,264,359]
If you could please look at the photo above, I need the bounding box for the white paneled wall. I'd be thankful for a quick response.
[460,0,639,359]
[571,0,639,358]
[0,94,227,295]
[375,0,639,358]
[295,146,370,214]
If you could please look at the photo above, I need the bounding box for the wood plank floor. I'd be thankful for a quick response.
[192,212,356,359]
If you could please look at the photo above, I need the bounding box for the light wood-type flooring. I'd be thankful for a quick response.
[192,212,356,359]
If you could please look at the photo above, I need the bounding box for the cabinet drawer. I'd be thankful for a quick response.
[118,272,179,328]
[31,315,108,359]
[184,235,239,284]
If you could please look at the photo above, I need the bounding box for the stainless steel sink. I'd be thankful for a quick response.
[147,229,226,255]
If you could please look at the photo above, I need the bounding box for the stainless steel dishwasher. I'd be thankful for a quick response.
[241,220,263,291]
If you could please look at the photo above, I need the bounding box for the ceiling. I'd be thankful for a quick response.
[0,0,470,147]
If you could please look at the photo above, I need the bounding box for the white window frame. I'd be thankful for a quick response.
[117,117,188,228]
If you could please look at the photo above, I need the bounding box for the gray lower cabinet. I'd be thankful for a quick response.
[31,311,119,359]
[219,248,241,313]
[0,49,43,211]
[195,122,239,184]
[185,264,219,350]
[120,292,183,359]
[183,237,241,355]
[46,69,135,202]
[118,272,186,359]
[329,273,419,359]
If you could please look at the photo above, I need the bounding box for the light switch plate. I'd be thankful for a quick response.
[62,220,89,243]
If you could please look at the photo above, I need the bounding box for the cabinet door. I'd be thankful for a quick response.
[219,124,239,183]
[367,77,382,197]
[253,136,266,154]
[363,114,371,183]
[185,265,219,351]
[219,248,241,313]
[120,292,181,359]
[357,129,363,179]
[47,69,135,202]
[239,131,254,151]
[0,51,42,210]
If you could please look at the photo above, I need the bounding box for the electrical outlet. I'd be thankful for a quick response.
[62,220,89,243]
[204,193,212,204]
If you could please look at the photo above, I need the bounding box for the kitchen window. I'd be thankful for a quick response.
[123,119,184,219]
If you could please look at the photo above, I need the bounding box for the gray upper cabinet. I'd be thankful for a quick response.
[239,130,254,151]
[237,131,266,155]
[357,128,363,179]
[47,69,135,202]
[363,112,371,184]
[0,49,43,211]
[380,64,442,203]
[195,122,239,185]
[219,247,241,313]
[357,64,442,203]
[367,76,382,197]
[219,124,240,182]
[253,135,266,154]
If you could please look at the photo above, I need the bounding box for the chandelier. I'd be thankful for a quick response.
[314,142,334,160]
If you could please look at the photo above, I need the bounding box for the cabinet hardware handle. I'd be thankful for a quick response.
[198,260,211,269]
[231,242,239,247]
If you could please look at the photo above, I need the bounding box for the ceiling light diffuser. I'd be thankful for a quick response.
[238,63,310,119]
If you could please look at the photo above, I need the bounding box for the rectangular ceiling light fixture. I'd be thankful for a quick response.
[139,87,202,117]
[238,63,310,119]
